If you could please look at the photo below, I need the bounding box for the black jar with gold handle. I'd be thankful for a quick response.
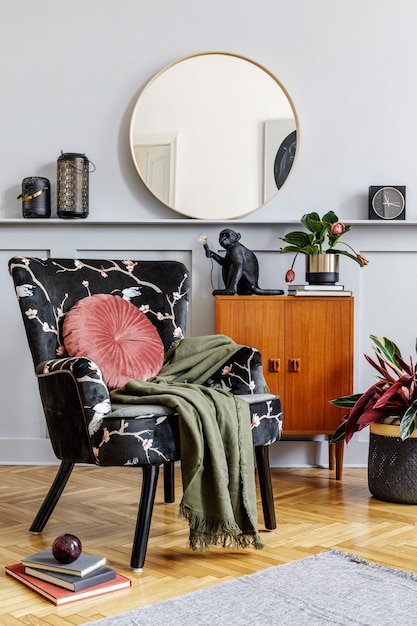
[18,176,51,218]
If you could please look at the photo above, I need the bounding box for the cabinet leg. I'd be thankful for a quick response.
[328,440,344,480]
[329,441,335,470]
[335,441,344,480]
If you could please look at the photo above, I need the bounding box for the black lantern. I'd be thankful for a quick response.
[57,152,94,218]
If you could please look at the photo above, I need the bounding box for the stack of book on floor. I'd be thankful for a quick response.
[287,284,352,297]
[5,548,131,605]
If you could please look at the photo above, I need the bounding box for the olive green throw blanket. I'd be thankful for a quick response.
[110,335,263,551]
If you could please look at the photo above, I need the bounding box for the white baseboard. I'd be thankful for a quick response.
[0,437,368,467]
[268,439,368,468]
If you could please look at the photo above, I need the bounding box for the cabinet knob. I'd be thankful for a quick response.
[289,358,300,372]
[268,358,280,372]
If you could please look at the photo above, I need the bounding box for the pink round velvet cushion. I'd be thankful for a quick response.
[62,294,164,389]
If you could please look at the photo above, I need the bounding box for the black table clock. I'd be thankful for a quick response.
[369,186,406,220]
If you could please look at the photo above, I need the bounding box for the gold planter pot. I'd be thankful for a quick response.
[305,253,339,285]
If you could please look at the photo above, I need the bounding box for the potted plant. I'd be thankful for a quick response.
[331,335,417,503]
[280,211,368,284]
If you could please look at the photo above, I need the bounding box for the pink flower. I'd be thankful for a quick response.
[331,222,345,236]
[252,414,261,428]
[357,254,369,266]
[285,269,295,283]
[122,260,137,272]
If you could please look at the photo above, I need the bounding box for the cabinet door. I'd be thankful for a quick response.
[215,296,285,400]
[216,295,353,437]
[283,298,353,434]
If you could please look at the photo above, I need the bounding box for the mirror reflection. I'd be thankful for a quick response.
[130,52,298,219]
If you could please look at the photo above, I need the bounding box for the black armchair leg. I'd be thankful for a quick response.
[29,461,75,533]
[255,446,277,530]
[163,461,175,503]
[130,464,160,571]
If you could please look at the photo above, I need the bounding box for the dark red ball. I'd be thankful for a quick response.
[52,533,82,564]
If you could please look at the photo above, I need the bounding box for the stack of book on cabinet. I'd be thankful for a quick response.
[5,548,131,605]
[287,284,352,297]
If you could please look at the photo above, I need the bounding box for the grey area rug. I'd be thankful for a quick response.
[84,549,417,625]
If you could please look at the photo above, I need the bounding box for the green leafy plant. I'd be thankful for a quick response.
[331,335,417,443]
[280,211,368,282]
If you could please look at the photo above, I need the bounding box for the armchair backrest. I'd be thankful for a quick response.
[8,257,190,367]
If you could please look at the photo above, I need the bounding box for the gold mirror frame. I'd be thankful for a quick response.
[130,52,298,219]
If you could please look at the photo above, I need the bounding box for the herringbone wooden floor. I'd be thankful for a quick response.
[1,464,417,625]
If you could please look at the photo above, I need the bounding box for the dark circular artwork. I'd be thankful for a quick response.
[274,130,297,189]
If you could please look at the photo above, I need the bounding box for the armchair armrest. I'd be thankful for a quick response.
[35,357,112,462]
[203,346,267,395]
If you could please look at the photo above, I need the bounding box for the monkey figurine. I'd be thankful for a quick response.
[204,229,283,296]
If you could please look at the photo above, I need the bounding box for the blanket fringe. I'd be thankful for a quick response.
[179,503,264,551]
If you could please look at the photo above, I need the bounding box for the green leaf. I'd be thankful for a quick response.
[302,245,320,254]
[301,212,320,232]
[330,421,347,443]
[312,221,328,239]
[400,401,417,439]
[330,393,362,408]
[322,210,338,224]
[370,335,404,371]
[280,231,313,248]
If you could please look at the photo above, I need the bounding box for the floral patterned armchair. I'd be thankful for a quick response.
[8,257,282,570]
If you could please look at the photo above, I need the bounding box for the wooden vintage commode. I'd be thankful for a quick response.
[215,295,354,479]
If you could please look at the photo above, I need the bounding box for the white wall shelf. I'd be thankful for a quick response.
[1,218,416,225]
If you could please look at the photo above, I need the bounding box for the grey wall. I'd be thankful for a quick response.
[4,0,417,222]
[2,0,417,467]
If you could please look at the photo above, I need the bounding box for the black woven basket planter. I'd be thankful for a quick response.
[368,423,417,504]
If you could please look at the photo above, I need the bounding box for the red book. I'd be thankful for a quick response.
[5,563,131,605]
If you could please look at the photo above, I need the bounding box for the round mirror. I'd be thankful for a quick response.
[130,52,298,219]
